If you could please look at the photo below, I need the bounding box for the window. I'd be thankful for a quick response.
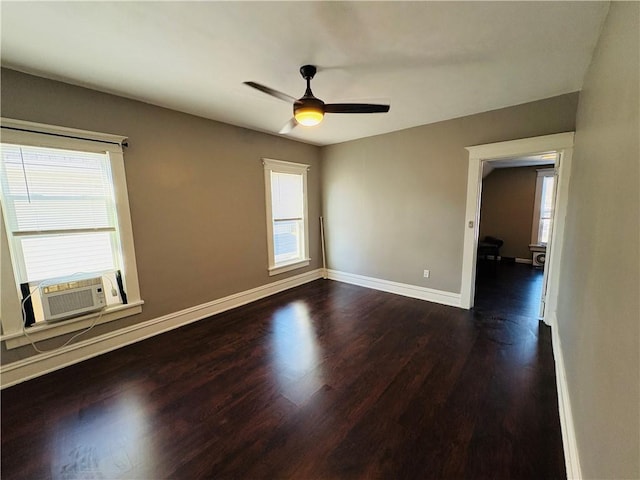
[531,168,555,245]
[1,145,120,283]
[0,118,142,348]
[263,158,310,275]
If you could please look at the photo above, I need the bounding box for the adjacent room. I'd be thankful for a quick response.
[1,2,638,479]
[475,157,557,316]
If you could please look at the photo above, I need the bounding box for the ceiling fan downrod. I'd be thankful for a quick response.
[300,65,317,98]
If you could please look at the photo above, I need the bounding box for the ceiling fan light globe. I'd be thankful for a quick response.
[294,108,324,127]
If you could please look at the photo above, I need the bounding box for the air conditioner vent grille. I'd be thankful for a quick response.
[48,289,95,316]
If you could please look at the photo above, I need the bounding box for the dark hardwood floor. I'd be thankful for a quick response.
[1,262,565,479]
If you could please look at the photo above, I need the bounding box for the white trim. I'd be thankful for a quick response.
[541,148,573,324]
[108,149,142,303]
[461,132,575,313]
[464,133,574,161]
[268,258,310,276]
[460,157,483,309]
[262,157,310,172]
[0,269,323,389]
[1,117,126,150]
[1,302,144,349]
[327,269,462,308]
[551,316,583,479]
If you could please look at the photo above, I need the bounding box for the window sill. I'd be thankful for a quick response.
[268,259,310,276]
[1,300,144,350]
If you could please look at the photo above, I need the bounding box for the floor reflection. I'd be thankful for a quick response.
[475,261,544,320]
[270,301,324,405]
[526,272,544,317]
[474,262,545,368]
[51,391,152,479]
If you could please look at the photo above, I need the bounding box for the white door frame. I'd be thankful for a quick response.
[460,132,575,326]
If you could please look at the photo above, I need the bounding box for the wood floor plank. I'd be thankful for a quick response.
[1,262,566,479]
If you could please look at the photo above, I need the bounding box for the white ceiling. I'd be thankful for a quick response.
[1,1,609,146]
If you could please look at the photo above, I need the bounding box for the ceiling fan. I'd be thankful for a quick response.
[244,65,390,134]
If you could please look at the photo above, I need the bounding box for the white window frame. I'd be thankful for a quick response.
[531,168,556,245]
[262,158,310,276]
[0,118,143,349]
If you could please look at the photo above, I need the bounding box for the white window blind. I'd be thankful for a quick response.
[0,144,119,282]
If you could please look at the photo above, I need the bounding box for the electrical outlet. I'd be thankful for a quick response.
[423,269,430,278]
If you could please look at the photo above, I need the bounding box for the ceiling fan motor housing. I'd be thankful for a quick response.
[294,96,325,113]
[294,96,325,125]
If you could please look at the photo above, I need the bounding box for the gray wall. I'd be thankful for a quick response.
[557,2,640,478]
[321,95,578,293]
[479,166,550,260]
[1,68,322,364]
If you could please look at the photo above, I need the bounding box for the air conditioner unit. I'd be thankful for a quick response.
[40,277,106,322]
[532,251,546,267]
[529,244,547,268]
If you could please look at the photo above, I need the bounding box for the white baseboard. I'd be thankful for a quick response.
[0,269,324,389]
[484,255,533,264]
[515,257,533,264]
[551,315,582,479]
[327,269,461,308]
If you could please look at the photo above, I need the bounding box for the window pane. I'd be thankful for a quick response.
[1,145,115,232]
[539,219,551,244]
[20,231,116,283]
[274,219,302,263]
[541,176,555,219]
[537,175,555,243]
[271,172,303,220]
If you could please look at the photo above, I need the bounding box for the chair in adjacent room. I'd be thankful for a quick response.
[477,236,504,262]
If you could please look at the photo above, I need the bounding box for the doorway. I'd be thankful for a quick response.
[476,155,557,318]
[460,133,575,327]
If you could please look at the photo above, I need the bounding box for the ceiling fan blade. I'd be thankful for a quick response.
[324,103,390,114]
[244,81,297,103]
[279,118,298,134]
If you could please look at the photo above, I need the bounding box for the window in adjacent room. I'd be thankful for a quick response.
[531,168,556,245]
[0,118,142,348]
[263,158,310,275]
